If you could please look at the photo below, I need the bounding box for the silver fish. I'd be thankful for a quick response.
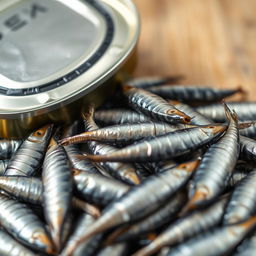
[67,160,199,254]
[148,85,243,104]
[166,216,256,256]
[0,193,53,253]
[42,135,72,251]
[196,102,256,122]
[85,124,226,163]
[122,85,191,124]
[224,170,256,225]
[0,228,36,256]
[133,196,228,256]
[59,121,198,145]
[4,124,53,176]
[0,175,100,217]
[73,169,130,207]
[0,176,42,204]
[83,106,141,185]
[184,105,239,212]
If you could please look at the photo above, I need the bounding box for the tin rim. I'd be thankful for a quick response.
[0,0,140,118]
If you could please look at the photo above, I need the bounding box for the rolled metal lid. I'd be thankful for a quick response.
[0,0,140,138]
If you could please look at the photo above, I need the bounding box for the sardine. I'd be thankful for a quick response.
[122,85,191,124]
[42,135,72,251]
[4,124,53,176]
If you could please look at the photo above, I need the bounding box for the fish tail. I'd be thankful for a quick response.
[238,121,256,130]
[82,105,95,121]
[223,103,238,123]
[179,189,208,216]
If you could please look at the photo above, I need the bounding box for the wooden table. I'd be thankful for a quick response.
[132,0,256,100]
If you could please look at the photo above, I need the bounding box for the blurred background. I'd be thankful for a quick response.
[133,0,255,100]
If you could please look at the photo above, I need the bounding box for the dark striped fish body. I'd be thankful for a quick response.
[148,85,242,103]
[61,213,102,256]
[83,107,141,185]
[97,243,129,256]
[196,102,256,122]
[0,159,9,175]
[0,228,36,256]
[234,229,256,256]
[73,169,129,207]
[0,176,42,204]
[60,122,199,146]
[134,197,228,256]
[69,161,199,252]
[186,107,239,210]
[224,170,256,225]
[127,75,183,88]
[112,192,187,243]
[95,109,150,125]
[122,85,191,124]
[42,136,72,251]
[63,122,100,174]
[0,194,53,253]
[4,124,53,176]
[0,139,21,159]
[240,122,256,139]
[86,125,226,163]
[240,135,256,161]
[166,217,256,256]
[169,100,212,125]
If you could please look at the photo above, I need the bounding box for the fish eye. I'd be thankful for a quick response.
[36,131,43,136]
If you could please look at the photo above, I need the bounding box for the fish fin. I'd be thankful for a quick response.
[238,121,256,130]
[223,102,238,123]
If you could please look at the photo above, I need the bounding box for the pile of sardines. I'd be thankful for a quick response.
[2,76,256,256]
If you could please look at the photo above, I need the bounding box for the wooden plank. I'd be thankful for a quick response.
[132,0,256,100]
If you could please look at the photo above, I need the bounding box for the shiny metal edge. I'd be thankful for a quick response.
[0,0,140,117]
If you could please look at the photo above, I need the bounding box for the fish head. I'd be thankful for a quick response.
[166,109,191,124]
[32,231,55,254]
[28,124,54,143]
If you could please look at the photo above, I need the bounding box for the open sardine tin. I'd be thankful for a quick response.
[0,0,140,138]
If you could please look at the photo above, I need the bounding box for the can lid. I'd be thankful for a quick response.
[0,0,140,118]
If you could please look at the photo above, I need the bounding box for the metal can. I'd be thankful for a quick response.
[0,0,140,138]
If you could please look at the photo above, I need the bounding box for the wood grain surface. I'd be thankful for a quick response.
[132,0,256,100]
